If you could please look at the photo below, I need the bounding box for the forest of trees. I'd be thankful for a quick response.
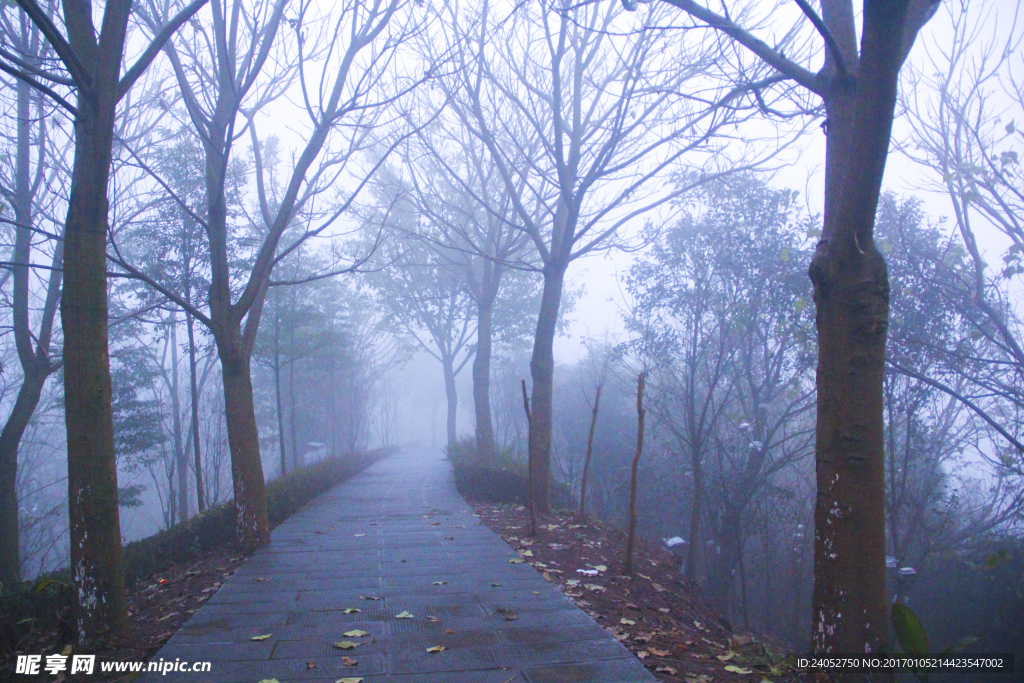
[0,0,1020,661]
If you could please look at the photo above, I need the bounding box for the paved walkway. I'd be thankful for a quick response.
[139,448,656,682]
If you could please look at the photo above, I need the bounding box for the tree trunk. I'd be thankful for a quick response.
[472,291,497,461]
[624,372,646,575]
[685,445,703,579]
[274,303,287,477]
[62,83,127,646]
[443,355,458,447]
[807,2,908,660]
[528,263,566,514]
[216,336,270,551]
[170,316,188,523]
[0,365,49,584]
[186,311,205,512]
[578,383,602,520]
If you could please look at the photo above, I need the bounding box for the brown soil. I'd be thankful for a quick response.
[4,547,246,682]
[474,503,806,683]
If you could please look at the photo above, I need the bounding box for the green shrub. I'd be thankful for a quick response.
[0,446,394,642]
[447,438,570,507]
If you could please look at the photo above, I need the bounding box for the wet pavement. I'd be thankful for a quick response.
[138,447,656,682]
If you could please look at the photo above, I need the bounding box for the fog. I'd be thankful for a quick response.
[1,0,1022,671]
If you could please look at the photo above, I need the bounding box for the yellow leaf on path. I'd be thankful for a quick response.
[638,573,651,580]
[343,630,369,637]
[583,584,606,591]
[427,616,439,623]
[620,618,636,625]
[508,558,525,564]
[649,647,671,656]
[724,664,753,674]
[637,651,649,659]
[658,607,671,613]
[341,656,358,666]
[520,550,534,557]
[257,680,280,683]
[433,581,448,585]
[652,583,666,592]
[335,679,363,683]
[656,666,678,674]
[587,564,608,572]
[354,533,366,537]
[333,641,361,650]
[251,634,272,641]
[343,608,361,614]
[426,645,446,653]
[717,651,734,661]
[395,611,414,619]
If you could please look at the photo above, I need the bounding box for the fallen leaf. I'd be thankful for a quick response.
[683,676,712,683]
[426,645,446,653]
[638,573,651,580]
[620,618,636,625]
[444,628,454,634]
[649,647,671,656]
[257,680,280,683]
[584,583,606,591]
[491,582,503,587]
[508,558,525,564]
[566,579,580,586]
[577,569,598,576]
[354,533,366,537]
[433,581,448,585]
[333,641,361,650]
[342,656,358,666]
[505,613,518,621]
[587,564,608,572]
[343,630,369,637]
[307,661,317,669]
[520,550,534,557]
[395,610,414,619]
[254,576,269,582]
[359,595,380,601]
[637,650,649,659]
[717,651,735,661]
[652,583,667,592]
[656,666,678,675]
[343,608,361,614]
[658,607,671,613]
[724,665,753,674]
[251,634,272,641]
[335,679,362,683]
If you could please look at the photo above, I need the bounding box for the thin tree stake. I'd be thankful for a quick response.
[521,379,537,537]
[624,371,646,575]
[578,383,602,521]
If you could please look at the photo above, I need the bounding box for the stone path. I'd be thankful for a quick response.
[139,448,656,682]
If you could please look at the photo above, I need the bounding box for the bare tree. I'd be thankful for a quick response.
[0,0,207,644]
[115,0,427,550]
[440,0,785,514]
[0,14,69,586]
[660,0,943,658]
[900,0,1024,477]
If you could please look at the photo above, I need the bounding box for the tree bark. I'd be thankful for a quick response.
[186,311,205,512]
[624,372,646,575]
[216,335,270,551]
[528,263,566,514]
[806,1,910,660]
[62,75,128,645]
[685,444,703,579]
[472,289,497,461]
[0,76,61,585]
[0,365,49,584]
[273,301,287,477]
[443,355,459,447]
[578,383,602,520]
[170,315,188,523]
